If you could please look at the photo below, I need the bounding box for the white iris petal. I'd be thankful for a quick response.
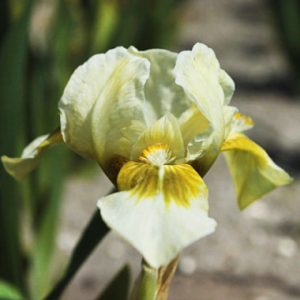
[3,43,290,271]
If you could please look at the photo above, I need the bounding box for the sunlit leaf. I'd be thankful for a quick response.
[0,281,23,300]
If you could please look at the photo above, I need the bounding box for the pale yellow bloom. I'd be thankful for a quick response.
[1,43,292,268]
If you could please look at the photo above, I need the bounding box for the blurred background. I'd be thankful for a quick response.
[0,0,300,299]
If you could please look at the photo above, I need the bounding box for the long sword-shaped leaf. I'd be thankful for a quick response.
[97,265,131,300]
[29,147,70,300]
[27,2,74,296]
[0,0,32,291]
[45,209,109,300]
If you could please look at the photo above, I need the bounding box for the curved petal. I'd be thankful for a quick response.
[129,47,191,121]
[222,133,293,209]
[223,106,238,140]
[59,47,150,170]
[1,128,62,180]
[131,113,185,162]
[98,161,216,268]
[174,43,226,172]
[131,46,220,164]
[178,105,212,161]
[219,69,235,105]
[175,43,224,135]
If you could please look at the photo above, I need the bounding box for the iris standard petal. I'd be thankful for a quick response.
[129,47,191,121]
[223,106,238,140]
[174,43,226,173]
[219,69,235,105]
[98,161,216,268]
[131,46,217,166]
[222,133,293,209]
[1,128,62,180]
[175,43,224,137]
[59,47,150,168]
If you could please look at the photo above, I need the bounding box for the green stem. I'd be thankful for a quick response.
[131,257,179,300]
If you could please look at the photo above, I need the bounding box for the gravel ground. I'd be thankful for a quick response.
[57,0,300,299]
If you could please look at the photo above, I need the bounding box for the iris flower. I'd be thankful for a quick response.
[2,43,292,269]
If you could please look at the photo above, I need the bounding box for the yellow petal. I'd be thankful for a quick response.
[98,161,216,268]
[59,47,150,169]
[131,113,185,162]
[1,128,62,180]
[222,133,293,209]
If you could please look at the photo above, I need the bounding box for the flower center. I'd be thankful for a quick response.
[139,143,175,166]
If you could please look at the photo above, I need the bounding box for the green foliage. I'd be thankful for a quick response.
[29,147,70,300]
[0,281,23,300]
[0,0,32,292]
[0,0,183,298]
[97,266,131,300]
[45,210,109,300]
[271,0,300,93]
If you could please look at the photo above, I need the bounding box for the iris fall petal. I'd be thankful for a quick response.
[1,128,62,180]
[222,133,292,209]
[98,161,216,268]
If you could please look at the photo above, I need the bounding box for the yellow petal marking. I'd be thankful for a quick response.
[163,164,207,208]
[139,143,175,165]
[32,127,63,154]
[117,160,208,209]
[131,113,185,162]
[230,112,254,134]
[234,112,253,125]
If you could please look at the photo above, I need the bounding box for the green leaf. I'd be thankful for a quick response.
[0,0,9,44]
[90,0,119,53]
[29,147,70,300]
[97,265,131,300]
[25,2,74,297]
[0,281,23,300]
[0,0,32,290]
[45,209,109,300]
